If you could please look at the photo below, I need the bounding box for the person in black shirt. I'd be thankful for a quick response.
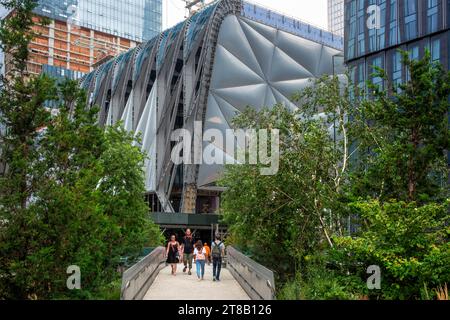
[165,235,180,276]
[181,228,195,275]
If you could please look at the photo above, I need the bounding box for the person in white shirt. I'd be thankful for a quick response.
[193,240,207,280]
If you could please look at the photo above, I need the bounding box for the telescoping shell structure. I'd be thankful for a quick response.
[80,0,344,214]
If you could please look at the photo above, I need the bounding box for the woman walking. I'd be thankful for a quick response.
[194,240,207,280]
[166,235,180,276]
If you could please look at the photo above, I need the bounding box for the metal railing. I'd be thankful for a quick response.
[120,246,166,300]
[226,246,276,300]
[120,245,276,300]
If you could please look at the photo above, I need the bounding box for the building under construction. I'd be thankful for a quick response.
[80,0,344,221]
[2,0,162,78]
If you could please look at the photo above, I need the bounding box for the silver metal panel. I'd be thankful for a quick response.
[213,83,267,112]
[269,47,314,82]
[135,81,158,192]
[198,13,342,188]
[120,93,134,132]
[217,15,265,78]
[211,45,265,89]
[81,0,344,211]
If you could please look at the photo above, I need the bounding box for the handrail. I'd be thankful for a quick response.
[226,246,276,300]
[120,246,166,300]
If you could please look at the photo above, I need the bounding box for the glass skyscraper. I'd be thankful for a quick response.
[344,0,449,167]
[34,0,162,42]
[328,0,345,36]
[344,0,449,89]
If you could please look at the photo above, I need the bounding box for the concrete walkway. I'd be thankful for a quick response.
[143,263,250,300]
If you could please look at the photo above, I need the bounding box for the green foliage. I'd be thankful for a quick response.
[220,103,344,281]
[220,51,449,300]
[0,1,162,299]
[0,80,162,299]
[0,0,42,72]
[350,51,450,202]
[278,252,367,300]
[332,200,450,300]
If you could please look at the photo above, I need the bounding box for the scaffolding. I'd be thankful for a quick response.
[184,0,216,16]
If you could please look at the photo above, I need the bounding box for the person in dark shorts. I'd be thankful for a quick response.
[181,229,195,275]
[166,235,180,276]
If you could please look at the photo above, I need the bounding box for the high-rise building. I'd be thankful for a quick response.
[2,0,162,77]
[81,0,344,214]
[344,0,449,88]
[34,0,162,43]
[328,0,345,36]
[344,0,450,169]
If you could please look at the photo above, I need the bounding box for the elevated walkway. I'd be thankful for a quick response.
[121,246,275,300]
[143,264,250,300]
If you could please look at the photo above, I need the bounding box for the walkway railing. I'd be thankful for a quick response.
[120,246,166,300]
[226,246,276,300]
[120,245,276,300]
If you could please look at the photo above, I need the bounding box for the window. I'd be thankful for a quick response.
[431,39,440,62]
[389,0,398,46]
[407,45,419,80]
[357,3,365,56]
[377,1,386,50]
[409,46,419,60]
[427,0,439,33]
[357,62,365,92]
[404,0,417,41]
[392,51,402,89]
[345,0,357,60]
[371,56,383,90]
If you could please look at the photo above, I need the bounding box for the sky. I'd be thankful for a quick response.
[0,1,328,31]
[164,0,328,30]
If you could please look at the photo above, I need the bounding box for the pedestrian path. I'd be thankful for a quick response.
[143,263,250,300]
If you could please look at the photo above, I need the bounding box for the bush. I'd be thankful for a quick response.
[332,200,450,300]
[278,252,367,300]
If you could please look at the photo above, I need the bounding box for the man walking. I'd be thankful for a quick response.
[211,235,225,282]
[181,229,195,275]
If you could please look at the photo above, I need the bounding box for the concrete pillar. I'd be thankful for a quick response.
[48,20,55,66]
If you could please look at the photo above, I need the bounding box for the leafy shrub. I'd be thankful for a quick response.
[332,200,450,300]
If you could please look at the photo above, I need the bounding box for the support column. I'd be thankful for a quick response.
[48,20,55,66]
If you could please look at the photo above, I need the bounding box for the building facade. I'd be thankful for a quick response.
[344,0,449,88]
[329,0,345,36]
[34,0,162,43]
[3,0,162,78]
[81,0,344,214]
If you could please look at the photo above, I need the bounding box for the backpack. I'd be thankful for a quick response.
[211,241,223,259]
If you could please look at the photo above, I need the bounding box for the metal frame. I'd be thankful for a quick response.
[80,0,344,214]
[120,247,166,300]
[226,246,275,300]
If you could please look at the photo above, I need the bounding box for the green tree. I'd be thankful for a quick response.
[332,200,449,300]
[0,1,162,299]
[220,51,449,300]
[98,124,163,262]
[220,101,347,281]
[0,0,54,212]
[350,51,450,202]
